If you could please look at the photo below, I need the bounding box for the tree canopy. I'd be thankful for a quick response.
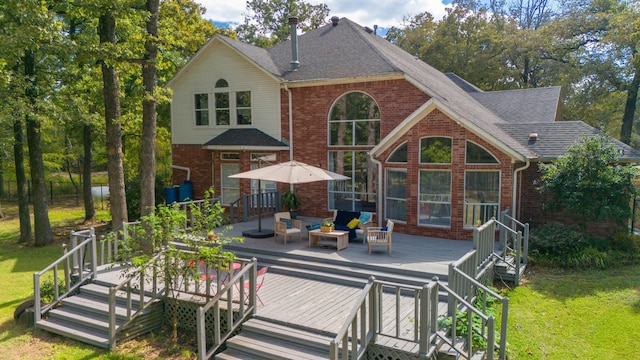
[539,135,638,232]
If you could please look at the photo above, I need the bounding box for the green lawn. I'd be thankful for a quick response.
[1,204,639,359]
[506,265,640,359]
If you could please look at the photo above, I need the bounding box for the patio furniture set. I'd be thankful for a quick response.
[274,210,394,254]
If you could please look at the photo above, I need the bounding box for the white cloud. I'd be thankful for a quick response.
[197,0,450,29]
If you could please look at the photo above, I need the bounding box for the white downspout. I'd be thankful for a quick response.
[285,83,294,191]
[512,160,530,220]
[171,164,191,181]
[370,155,384,227]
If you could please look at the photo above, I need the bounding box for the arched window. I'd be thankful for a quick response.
[466,141,499,164]
[420,137,452,164]
[215,79,229,88]
[327,92,380,211]
[329,92,380,146]
[214,79,230,126]
[387,143,408,163]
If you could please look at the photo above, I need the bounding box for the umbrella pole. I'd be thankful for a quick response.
[258,179,262,232]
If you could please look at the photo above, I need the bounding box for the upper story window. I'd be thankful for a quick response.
[329,92,380,146]
[420,137,452,164]
[194,93,209,126]
[195,79,251,127]
[387,143,408,163]
[466,141,499,164]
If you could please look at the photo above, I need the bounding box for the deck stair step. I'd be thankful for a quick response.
[36,282,162,349]
[177,241,448,284]
[216,318,333,360]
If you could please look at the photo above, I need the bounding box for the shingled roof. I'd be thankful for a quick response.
[498,121,640,162]
[173,17,638,163]
[203,129,289,150]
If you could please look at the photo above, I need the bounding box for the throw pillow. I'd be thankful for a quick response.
[281,218,293,229]
[358,212,372,224]
[307,223,321,230]
[381,226,388,231]
[347,218,360,229]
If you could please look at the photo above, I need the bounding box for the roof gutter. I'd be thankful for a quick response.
[512,160,530,219]
[369,154,384,227]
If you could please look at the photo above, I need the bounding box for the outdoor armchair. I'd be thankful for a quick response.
[366,220,394,254]
[274,211,302,244]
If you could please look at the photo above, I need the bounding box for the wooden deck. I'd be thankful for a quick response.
[92,215,473,351]
[221,215,474,277]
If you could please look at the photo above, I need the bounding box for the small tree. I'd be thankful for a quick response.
[119,188,242,342]
[538,135,638,233]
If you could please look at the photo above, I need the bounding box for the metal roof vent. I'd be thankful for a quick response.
[331,16,340,26]
[364,26,373,34]
[529,132,538,141]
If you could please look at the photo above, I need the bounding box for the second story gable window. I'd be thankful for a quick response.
[194,93,209,126]
[194,79,251,127]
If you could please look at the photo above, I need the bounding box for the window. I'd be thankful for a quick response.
[386,169,406,222]
[466,141,499,164]
[464,171,500,226]
[418,170,451,227]
[329,92,380,146]
[214,92,230,125]
[388,143,407,163]
[221,163,240,205]
[194,93,209,126]
[236,91,252,125]
[328,151,376,211]
[221,153,239,160]
[420,137,452,163]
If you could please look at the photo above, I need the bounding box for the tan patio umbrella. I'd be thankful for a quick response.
[229,160,350,237]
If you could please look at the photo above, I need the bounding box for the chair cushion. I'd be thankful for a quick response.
[347,218,360,229]
[281,218,293,229]
[335,210,360,226]
[358,212,372,224]
[381,226,388,231]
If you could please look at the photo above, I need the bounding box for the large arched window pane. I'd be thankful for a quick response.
[466,141,499,164]
[388,143,407,163]
[420,137,452,163]
[329,92,380,146]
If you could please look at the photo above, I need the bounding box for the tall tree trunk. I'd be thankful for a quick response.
[83,123,95,222]
[24,50,53,247]
[620,65,640,145]
[139,0,159,217]
[0,154,4,198]
[99,12,128,226]
[13,116,31,243]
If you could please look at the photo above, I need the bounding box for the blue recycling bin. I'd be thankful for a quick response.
[179,180,193,202]
[165,186,178,204]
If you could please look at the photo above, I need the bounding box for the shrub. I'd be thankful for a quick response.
[530,223,640,269]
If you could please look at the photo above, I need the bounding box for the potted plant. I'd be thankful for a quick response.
[281,190,301,219]
[321,219,334,233]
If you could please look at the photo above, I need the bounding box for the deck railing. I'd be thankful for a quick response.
[33,228,98,323]
[173,197,220,230]
[445,217,510,360]
[433,276,504,360]
[196,257,258,360]
[498,210,529,286]
[330,277,440,360]
[108,250,165,349]
[228,190,280,223]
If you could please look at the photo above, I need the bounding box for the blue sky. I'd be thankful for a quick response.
[199,0,453,31]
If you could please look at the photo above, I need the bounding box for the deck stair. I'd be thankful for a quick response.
[215,318,333,360]
[36,282,163,349]
[494,255,526,283]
